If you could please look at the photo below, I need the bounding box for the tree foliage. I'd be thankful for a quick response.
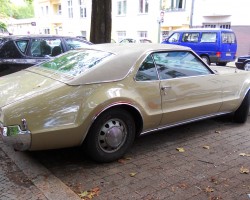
[12,4,34,19]
[0,22,7,30]
[0,0,34,19]
[90,0,112,44]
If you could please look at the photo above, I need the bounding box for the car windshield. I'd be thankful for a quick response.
[40,49,113,76]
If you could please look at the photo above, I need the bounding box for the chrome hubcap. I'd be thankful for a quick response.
[106,126,123,148]
[98,119,127,153]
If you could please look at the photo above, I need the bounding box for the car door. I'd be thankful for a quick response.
[134,54,162,131]
[0,39,30,72]
[152,51,223,126]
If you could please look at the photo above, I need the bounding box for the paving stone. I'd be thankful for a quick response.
[1,117,250,200]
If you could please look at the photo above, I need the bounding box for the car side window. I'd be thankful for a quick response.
[167,33,180,43]
[152,51,212,80]
[135,55,158,81]
[201,32,217,43]
[65,39,89,50]
[30,39,62,57]
[15,40,28,53]
[0,41,22,58]
[182,32,199,42]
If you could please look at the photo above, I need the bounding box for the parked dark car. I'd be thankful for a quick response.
[0,35,92,75]
[235,55,250,71]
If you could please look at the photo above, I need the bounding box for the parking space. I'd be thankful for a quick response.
[30,115,250,200]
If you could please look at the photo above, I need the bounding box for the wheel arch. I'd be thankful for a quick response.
[82,103,144,145]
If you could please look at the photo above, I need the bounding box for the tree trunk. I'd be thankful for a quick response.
[90,0,112,44]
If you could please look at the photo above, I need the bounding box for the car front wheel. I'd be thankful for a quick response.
[233,91,250,123]
[85,109,135,162]
[244,62,250,71]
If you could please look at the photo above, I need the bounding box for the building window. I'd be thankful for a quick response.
[46,6,49,15]
[117,0,127,15]
[117,31,126,42]
[203,23,231,29]
[41,7,44,16]
[44,28,50,34]
[58,5,62,15]
[138,31,147,38]
[68,0,73,18]
[139,0,149,14]
[79,0,87,18]
[163,0,186,11]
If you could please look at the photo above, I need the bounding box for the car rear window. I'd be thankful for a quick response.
[40,49,113,76]
[222,32,236,43]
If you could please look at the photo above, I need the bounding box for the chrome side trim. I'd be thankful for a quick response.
[94,102,142,122]
[140,111,231,135]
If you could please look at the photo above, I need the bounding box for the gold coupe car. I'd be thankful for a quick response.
[0,44,250,162]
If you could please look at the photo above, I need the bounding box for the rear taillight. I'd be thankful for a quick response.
[216,52,221,57]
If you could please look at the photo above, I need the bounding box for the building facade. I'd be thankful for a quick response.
[32,0,163,43]
[6,0,250,55]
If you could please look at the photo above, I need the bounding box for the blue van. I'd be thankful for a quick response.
[162,28,237,66]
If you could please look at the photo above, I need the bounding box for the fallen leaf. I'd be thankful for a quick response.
[178,183,188,189]
[78,187,100,199]
[176,147,185,152]
[118,157,131,164]
[78,191,89,198]
[118,159,126,164]
[239,153,250,157]
[205,186,214,193]
[129,172,137,177]
[240,166,249,174]
[171,186,177,192]
[210,177,218,184]
[203,145,210,149]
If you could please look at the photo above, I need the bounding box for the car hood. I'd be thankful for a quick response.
[0,70,64,108]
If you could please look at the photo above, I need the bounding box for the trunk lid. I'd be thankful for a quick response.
[0,69,65,107]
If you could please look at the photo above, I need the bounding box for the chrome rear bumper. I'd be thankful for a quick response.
[0,124,31,151]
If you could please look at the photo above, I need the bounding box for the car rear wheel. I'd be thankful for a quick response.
[244,62,250,71]
[85,109,135,162]
[233,91,250,123]
[200,56,210,65]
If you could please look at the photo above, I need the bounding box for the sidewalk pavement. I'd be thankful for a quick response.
[0,138,80,200]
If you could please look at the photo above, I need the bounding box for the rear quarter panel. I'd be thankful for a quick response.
[217,70,250,112]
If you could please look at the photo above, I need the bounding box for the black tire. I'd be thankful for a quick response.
[244,62,250,71]
[216,62,227,66]
[200,56,210,65]
[233,91,250,123]
[85,109,135,162]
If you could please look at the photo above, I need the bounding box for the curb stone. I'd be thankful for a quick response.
[0,141,81,200]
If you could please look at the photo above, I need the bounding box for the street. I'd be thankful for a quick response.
[1,114,250,200]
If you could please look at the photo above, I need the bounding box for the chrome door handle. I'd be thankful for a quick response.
[161,86,171,90]
[161,86,171,95]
